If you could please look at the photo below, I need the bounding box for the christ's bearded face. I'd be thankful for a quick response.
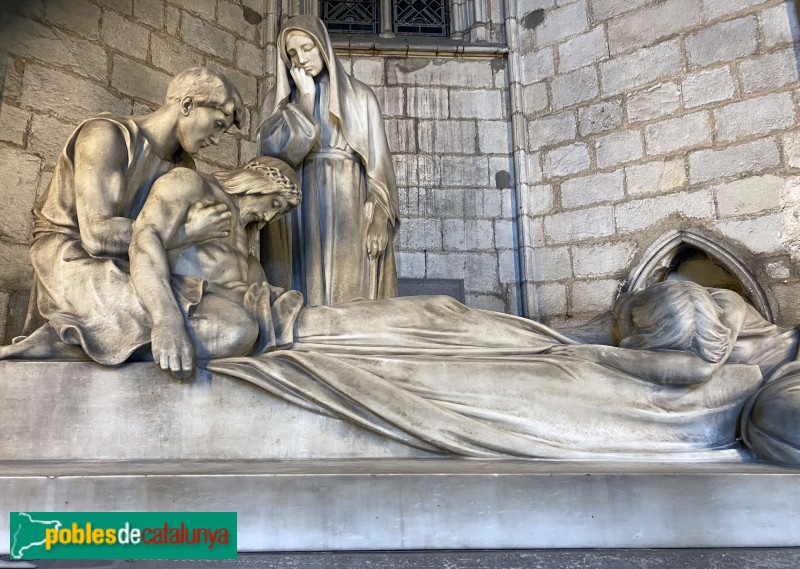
[238,193,292,227]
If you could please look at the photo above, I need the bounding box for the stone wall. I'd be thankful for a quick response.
[278,0,517,312]
[0,0,519,344]
[516,0,800,326]
[0,0,272,342]
[4,0,800,340]
[339,54,516,313]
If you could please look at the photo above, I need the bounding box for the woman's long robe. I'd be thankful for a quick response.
[257,15,399,306]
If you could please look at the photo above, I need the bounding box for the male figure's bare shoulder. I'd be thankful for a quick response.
[73,118,129,173]
[151,167,209,200]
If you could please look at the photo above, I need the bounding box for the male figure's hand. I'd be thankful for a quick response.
[183,198,232,244]
[151,321,195,380]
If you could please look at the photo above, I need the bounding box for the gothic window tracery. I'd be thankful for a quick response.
[319,0,380,34]
[393,0,449,36]
[319,0,449,37]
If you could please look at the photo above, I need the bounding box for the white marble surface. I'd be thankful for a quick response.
[2,361,800,550]
[0,361,430,461]
[1,458,799,551]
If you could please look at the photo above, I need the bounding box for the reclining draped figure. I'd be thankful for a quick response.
[2,65,800,468]
[207,280,800,464]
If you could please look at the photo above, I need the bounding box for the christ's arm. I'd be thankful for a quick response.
[130,168,207,378]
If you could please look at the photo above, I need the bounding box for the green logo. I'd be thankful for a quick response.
[10,512,236,559]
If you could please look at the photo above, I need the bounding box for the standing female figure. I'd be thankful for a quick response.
[257,15,399,306]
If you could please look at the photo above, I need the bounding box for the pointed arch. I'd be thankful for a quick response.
[625,229,774,322]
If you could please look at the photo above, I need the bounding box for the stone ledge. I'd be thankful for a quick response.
[0,361,431,461]
[1,458,795,477]
[10,549,800,568]
[1,458,799,551]
[329,35,508,58]
[3,361,800,551]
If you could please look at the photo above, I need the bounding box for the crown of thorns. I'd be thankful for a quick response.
[240,162,298,193]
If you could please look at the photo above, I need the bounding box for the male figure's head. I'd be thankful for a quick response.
[165,67,246,154]
[214,157,301,227]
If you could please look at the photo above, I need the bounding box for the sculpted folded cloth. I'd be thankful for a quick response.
[211,282,796,460]
[4,67,246,365]
[129,159,304,379]
[2,156,305,379]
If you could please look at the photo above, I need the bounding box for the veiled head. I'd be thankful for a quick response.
[612,281,732,363]
[285,31,326,77]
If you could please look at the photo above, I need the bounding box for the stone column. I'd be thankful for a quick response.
[450,0,468,39]
[505,0,540,319]
[380,0,395,37]
[470,0,488,41]
[264,0,283,109]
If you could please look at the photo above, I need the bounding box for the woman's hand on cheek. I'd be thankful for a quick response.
[290,66,316,112]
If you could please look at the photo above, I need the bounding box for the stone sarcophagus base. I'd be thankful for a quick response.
[1,361,800,552]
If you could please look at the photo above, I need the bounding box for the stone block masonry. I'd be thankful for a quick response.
[0,0,520,332]
[0,0,272,342]
[4,0,800,336]
[517,0,800,326]
[363,55,515,314]
[0,0,520,338]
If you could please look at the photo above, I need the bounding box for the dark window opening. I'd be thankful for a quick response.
[398,278,465,303]
[320,0,450,37]
[393,0,449,36]
[659,246,753,304]
[320,0,380,34]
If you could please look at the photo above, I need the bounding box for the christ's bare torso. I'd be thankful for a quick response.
[167,175,252,287]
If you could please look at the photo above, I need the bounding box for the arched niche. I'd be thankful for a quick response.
[625,229,774,322]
